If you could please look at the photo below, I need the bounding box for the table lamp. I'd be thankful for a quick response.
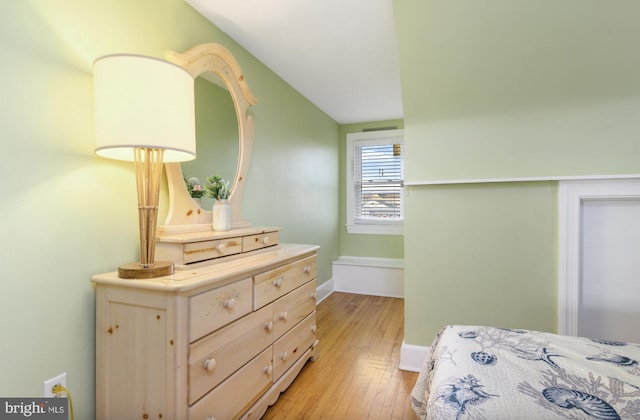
[93,54,196,279]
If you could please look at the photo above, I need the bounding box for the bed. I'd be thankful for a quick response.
[410,325,640,419]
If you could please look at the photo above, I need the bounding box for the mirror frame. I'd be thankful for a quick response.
[160,43,257,234]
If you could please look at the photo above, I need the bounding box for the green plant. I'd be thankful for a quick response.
[185,177,205,198]
[204,174,231,200]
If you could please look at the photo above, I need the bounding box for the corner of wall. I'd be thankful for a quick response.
[316,278,334,304]
[399,340,428,372]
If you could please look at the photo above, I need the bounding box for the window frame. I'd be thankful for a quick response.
[346,129,404,235]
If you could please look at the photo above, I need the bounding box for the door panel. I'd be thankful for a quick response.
[579,198,640,343]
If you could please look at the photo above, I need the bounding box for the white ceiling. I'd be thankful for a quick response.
[186,0,403,125]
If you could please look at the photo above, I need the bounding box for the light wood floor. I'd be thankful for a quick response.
[262,292,419,419]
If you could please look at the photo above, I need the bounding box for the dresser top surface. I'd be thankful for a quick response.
[156,226,281,244]
[91,243,319,293]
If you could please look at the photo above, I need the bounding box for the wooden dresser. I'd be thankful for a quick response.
[92,241,320,419]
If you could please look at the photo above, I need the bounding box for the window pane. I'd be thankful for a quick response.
[354,143,403,219]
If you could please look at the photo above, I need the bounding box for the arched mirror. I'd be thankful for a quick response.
[159,43,257,234]
[182,75,238,211]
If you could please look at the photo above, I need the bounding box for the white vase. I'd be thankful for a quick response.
[211,199,231,231]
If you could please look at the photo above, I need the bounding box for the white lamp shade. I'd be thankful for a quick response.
[93,54,196,162]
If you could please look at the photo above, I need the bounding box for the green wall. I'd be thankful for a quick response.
[395,0,640,345]
[338,120,405,258]
[396,0,640,182]
[404,182,558,344]
[0,1,338,417]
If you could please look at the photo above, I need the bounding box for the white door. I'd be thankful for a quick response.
[578,198,640,343]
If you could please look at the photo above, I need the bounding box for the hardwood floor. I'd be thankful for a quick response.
[262,292,419,419]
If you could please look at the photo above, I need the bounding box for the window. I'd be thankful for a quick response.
[346,129,404,235]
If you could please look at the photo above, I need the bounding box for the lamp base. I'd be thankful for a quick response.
[118,261,174,279]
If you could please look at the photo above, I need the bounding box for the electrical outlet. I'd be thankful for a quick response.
[43,373,67,398]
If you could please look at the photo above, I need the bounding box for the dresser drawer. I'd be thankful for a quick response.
[242,231,279,253]
[188,347,273,420]
[273,280,316,339]
[253,255,317,309]
[183,237,242,264]
[188,305,274,405]
[189,278,253,342]
[273,312,317,381]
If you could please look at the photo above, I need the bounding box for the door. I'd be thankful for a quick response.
[578,198,640,343]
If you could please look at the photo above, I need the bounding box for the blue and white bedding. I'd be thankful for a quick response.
[411,325,640,419]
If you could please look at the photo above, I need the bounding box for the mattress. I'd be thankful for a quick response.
[411,325,640,419]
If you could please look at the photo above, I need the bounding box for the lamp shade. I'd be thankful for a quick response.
[93,54,196,162]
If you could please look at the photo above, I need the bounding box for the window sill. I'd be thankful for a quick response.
[346,223,404,235]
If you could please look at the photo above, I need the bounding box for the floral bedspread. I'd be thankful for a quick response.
[410,325,640,419]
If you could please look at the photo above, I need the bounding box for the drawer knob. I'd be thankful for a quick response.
[273,277,283,287]
[264,321,274,332]
[205,417,216,420]
[216,243,226,253]
[203,358,217,372]
[279,311,288,321]
[311,324,317,333]
[263,365,273,375]
[280,351,288,361]
[223,298,236,309]
[310,291,317,300]
[304,265,311,274]
[262,236,270,245]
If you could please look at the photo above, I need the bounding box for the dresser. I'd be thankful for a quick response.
[92,241,320,420]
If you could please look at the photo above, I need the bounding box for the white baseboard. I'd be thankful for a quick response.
[399,341,429,372]
[332,256,404,298]
[316,278,334,304]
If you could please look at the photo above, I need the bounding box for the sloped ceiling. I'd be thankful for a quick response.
[186,0,403,124]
